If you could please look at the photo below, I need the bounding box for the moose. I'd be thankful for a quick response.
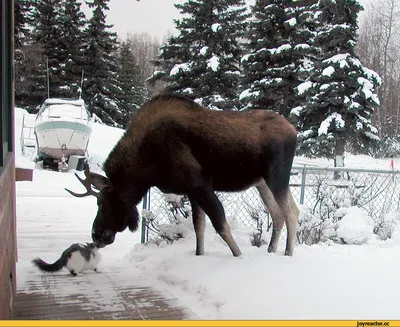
[66,94,299,257]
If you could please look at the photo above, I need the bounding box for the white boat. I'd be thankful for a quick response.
[34,98,93,167]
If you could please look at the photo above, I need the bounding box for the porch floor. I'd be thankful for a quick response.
[13,272,197,320]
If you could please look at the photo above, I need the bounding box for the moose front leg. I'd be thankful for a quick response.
[189,198,206,255]
[189,189,242,257]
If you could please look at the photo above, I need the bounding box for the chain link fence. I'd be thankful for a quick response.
[140,166,400,244]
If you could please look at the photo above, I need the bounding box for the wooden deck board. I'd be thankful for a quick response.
[13,273,197,320]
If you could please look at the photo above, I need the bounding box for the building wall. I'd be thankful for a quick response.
[0,0,17,320]
[0,157,17,319]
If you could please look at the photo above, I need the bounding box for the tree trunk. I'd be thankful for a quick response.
[334,135,345,179]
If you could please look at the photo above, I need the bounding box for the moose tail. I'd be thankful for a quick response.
[32,257,66,273]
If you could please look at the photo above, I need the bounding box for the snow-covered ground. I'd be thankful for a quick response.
[15,107,400,320]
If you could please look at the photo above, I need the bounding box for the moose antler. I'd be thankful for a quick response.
[65,165,100,198]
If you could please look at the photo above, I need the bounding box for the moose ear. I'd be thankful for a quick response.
[89,172,111,191]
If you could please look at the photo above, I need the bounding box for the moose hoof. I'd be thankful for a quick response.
[284,249,294,256]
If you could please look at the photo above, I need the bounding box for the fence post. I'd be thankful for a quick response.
[141,190,150,244]
[300,166,306,205]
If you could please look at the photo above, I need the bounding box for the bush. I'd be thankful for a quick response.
[371,137,400,158]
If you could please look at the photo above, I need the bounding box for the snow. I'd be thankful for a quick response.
[318,112,345,135]
[199,46,208,56]
[285,18,297,26]
[290,106,303,117]
[207,56,220,72]
[335,207,375,245]
[323,53,350,69]
[358,76,375,100]
[296,80,313,95]
[240,53,251,63]
[170,62,192,76]
[211,23,221,32]
[269,43,291,55]
[239,88,260,101]
[322,66,335,77]
[294,44,310,50]
[14,107,400,320]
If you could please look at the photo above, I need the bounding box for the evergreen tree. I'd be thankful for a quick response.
[14,0,38,110]
[15,0,32,49]
[83,0,122,127]
[15,0,87,108]
[31,0,66,99]
[241,0,319,117]
[115,41,147,128]
[58,0,87,97]
[149,0,249,110]
[290,0,381,165]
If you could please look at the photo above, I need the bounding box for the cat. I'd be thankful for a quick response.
[32,242,102,276]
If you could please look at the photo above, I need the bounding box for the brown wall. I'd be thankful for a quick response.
[0,156,17,319]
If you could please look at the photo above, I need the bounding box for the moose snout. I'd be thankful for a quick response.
[92,229,115,247]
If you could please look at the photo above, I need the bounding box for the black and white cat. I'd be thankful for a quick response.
[32,242,102,276]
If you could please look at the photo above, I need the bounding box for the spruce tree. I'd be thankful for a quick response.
[15,0,32,49]
[290,0,381,165]
[241,0,319,117]
[14,0,37,109]
[31,0,66,99]
[115,41,147,128]
[149,0,249,110]
[83,0,122,127]
[58,0,87,97]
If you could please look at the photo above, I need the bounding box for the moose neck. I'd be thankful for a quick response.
[103,138,149,205]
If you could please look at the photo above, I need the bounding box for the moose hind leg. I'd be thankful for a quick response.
[189,198,206,255]
[256,181,285,253]
[281,189,299,256]
[270,186,299,256]
[189,189,241,257]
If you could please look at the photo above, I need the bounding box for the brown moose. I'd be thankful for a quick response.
[66,94,299,257]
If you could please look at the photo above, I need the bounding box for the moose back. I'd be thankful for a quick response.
[66,94,299,257]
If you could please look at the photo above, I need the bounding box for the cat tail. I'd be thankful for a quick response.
[32,256,67,273]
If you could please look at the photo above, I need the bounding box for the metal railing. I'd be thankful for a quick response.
[140,166,400,243]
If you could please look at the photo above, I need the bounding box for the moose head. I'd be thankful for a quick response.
[65,166,139,248]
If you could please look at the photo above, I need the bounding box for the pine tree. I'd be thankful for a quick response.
[115,41,147,128]
[240,0,319,117]
[290,0,381,165]
[149,0,249,110]
[83,0,122,127]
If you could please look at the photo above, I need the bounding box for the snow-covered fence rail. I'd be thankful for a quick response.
[140,167,400,244]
